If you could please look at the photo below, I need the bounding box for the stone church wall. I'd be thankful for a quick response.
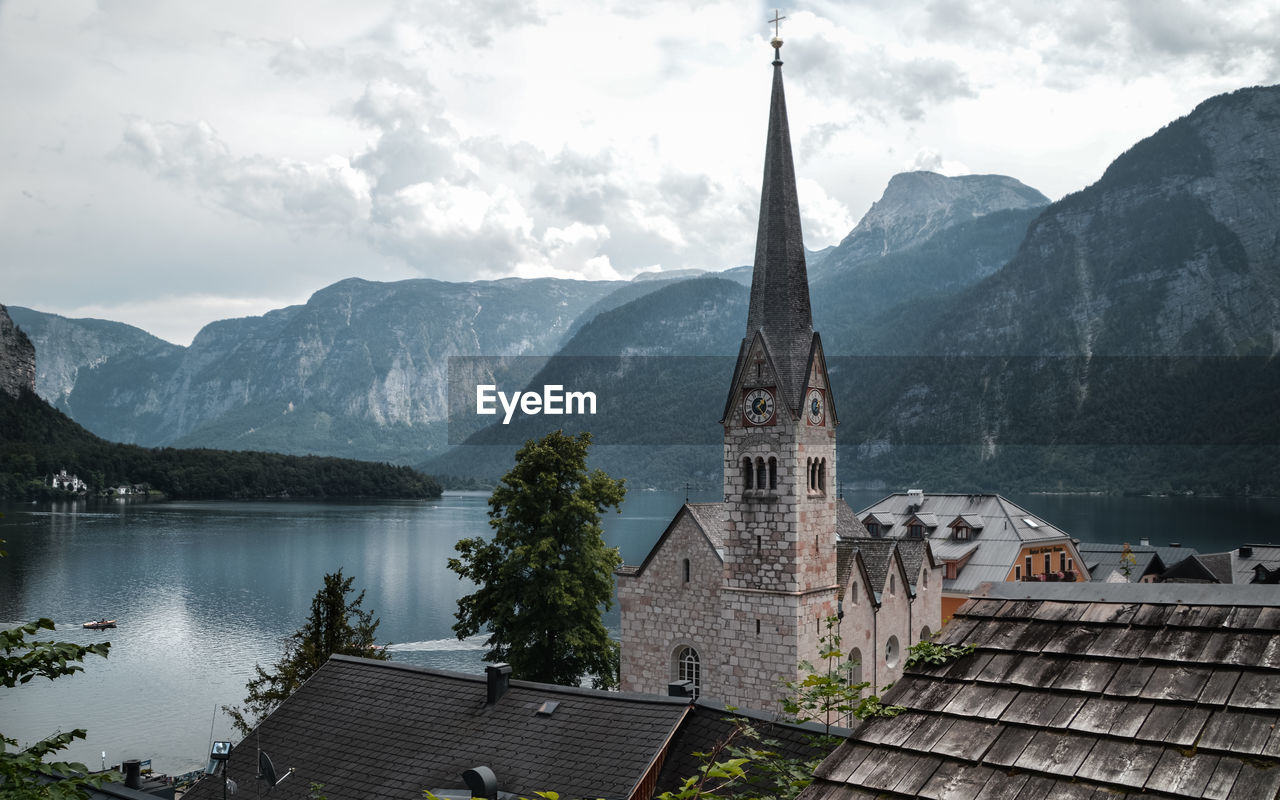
[618,511,725,696]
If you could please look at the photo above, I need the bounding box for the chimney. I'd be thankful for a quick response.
[486,663,512,705]
[1139,537,1150,547]
[1240,546,1253,558]
[463,766,498,800]
[667,680,695,698]
[123,760,142,790]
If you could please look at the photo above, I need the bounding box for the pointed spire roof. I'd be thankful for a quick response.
[728,37,814,416]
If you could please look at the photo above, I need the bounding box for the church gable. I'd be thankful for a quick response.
[619,503,725,579]
[802,333,836,427]
[721,330,789,426]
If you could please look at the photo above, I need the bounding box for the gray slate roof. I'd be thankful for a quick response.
[620,503,725,576]
[799,582,1280,800]
[1193,544,1280,584]
[182,656,691,800]
[1078,541,1198,581]
[656,700,845,798]
[857,493,1074,593]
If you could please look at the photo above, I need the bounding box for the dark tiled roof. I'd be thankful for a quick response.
[894,540,931,587]
[835,500,869,594]
[1078,541,1196,581]
[656,702,844,798]
[685,503,726,550]
[1162,553,1224,583]
[847,538,895,595]
[183,657,690,800]
[800,583,1280,800]
[621,503,725,576]
[836,539,858,597]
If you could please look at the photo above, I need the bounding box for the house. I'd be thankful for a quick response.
[180,655,838,800]
[798,581,1280,799]
[51,468,88,493]
[617,34,941,715]
[855,491,1087,619]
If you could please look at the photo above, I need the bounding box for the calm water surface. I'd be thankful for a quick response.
[1,489,1277,773]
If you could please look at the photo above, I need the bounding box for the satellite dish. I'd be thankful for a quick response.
[258,751,276,786]
[257,750,294,790]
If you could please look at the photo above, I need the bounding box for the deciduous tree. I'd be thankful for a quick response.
[449,431,625,688]
[224,569,386,736]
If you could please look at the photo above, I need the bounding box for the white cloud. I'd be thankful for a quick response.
[4,0,1280,338]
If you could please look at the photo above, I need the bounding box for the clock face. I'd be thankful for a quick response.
[806,388,824,426]
[743,388,775,426]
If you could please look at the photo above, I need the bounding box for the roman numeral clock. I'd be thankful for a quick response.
[743,387,776,426]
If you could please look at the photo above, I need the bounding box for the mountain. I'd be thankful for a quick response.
[0,303,441,500]
[0,304,36,400]
[839,85,1280,493]
[933,87,1280,357]
[8,307,181,414]
[816,172,1049,277]
[20,276,627,464]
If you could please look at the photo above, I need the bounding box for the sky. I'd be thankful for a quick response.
[3,1,1279,345]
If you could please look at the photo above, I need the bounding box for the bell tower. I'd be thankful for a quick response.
[717,23,840,709]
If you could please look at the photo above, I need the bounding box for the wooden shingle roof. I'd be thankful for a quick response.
[800,583,1280,800]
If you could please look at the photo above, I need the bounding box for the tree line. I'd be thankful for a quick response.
[0,388,441,501]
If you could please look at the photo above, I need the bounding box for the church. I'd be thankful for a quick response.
[617,32,942,713]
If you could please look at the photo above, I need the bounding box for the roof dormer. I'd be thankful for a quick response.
[948,514,985,542]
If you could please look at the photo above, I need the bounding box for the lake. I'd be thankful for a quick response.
[1,489,1277,774]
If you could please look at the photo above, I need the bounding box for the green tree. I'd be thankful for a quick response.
[1,537,117,799]
[449,431,625,688]
[224,569,387,736]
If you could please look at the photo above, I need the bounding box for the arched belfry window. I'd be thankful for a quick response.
[818,459,826,493]
[675,646,701,698]
[756,458,766,490]
[742,457,753,490]
[768,457,777,490]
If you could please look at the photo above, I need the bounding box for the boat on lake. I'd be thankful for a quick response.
[83,619,116,629]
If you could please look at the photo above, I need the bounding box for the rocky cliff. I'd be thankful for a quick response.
[26,276,626,462]
[0,304,36,399]
[937,85,1280,357]
[820,171,1049,276]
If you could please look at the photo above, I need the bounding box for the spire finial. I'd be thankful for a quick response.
[769,9,786,61]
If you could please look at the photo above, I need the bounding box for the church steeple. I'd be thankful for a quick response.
[726,29,813,418]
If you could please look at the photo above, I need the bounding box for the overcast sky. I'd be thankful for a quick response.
[4,1,1279,345]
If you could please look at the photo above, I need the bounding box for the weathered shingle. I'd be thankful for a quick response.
[797,583,1280,800]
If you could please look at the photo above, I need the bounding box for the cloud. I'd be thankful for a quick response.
[117,118,371,228]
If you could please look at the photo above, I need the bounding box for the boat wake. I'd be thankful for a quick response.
[386,634,488,652]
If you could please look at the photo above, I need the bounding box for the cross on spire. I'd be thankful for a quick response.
[769,9,786,37]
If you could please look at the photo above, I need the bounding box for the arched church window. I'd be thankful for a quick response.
[675,646,701,698]
[848,648,864,686]
[850,581,858,604]
[768,457,777,490]
[742,457,753,490]
[756,458,766,490]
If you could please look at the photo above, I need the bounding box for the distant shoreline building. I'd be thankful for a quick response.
[618,35,941,713]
